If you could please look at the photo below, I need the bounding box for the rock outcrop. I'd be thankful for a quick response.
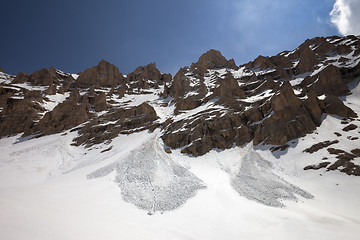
[0,97,45,137]
[126,63,172,90]
[76,60,125,88]
[12,67,73,86]
[73,103,159,147]
[25,90,92,136]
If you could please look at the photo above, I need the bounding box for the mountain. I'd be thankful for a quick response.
[0,35,360,240]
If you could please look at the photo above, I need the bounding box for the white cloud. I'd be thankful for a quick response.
[330,0,360,35]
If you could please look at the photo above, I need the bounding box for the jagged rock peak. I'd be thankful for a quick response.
[128,62,171,82]
[133,62,158,73]
[126,62,172,91]
[75,60,125,88]
[12,67,72,86]
[246,55,275,70]
[191,49,237,75]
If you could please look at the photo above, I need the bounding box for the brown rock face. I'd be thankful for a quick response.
[306,65,350,96]
[246,55,275,70]
[162,110,252,157]
[76,60,125,88]
[25,90,91,136]
[23,89,43,102]
[175,97,202,112]
[12,72,30,84]
[0,97,45,137]
[0,87,17,109]
[213,73,245,98]
[126,63,172,90]
[162,83,169,98]
[117,86,126,98]
[73,103,159,147]
[57,79,73,94]
[88,92,107,112]
[270,54,293,69]
[12,67,73,87]
[29,67,59,86]
[169,68,191,100]
[302,94,323,126]
[295,47,319,75]
[191,49,237,75]
[322,95,357,118]
[253,82,317,145]
[45,84,57,95]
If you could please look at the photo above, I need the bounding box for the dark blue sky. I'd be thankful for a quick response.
[0,0,339,76]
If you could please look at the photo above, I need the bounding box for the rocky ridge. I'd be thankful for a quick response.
[1,35,360,176]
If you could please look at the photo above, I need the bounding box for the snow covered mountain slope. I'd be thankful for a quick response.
[0,35,360,240]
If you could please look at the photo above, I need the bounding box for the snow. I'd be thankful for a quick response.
[309,44,319,51]
[311,64,328,76]
[173,99,225,122]
[317,94,326,100]
[283,48,298,57]
[241,89,273,103]
[204,70,220,89]
[148,98,175,122]
[109,90,162,108]
[71,74,79,80]
[231,66,253,79]
[11,83,48,91]
[88,132,205,214]
[289,72,311,86]
[42,92,70,112]
[251,67,276,77]
[0,72,14,84]
[185,73,200,88]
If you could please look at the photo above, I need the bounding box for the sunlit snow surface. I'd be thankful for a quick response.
[0,127,360,240]
[88,134,206,214]
[230,150,313,207]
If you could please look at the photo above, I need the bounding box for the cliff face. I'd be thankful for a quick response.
[1,35,360,175]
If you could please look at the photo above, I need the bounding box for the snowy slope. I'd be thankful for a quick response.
[0,125,360,240]
[1,35,360,240]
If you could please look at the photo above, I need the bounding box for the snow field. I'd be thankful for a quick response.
[0,127,359,239]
